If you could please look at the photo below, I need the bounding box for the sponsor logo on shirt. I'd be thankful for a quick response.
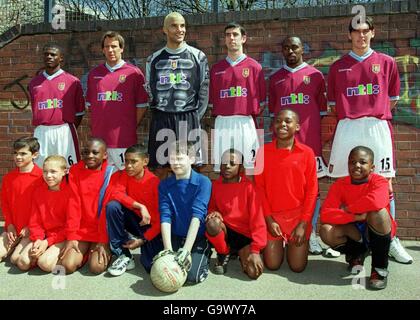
[215,71,226,75]
[38,98,63,110]
[346,83,380,96]
[97,91,123,101]
[303,76,310,84]
[372,64,380,73]
[159,73,187,85]
[220,86,248,98]
[242,68,250,78]
[338,68,352,72]
[119,75,126,83]
[58,82,65,91]
[280,93,309,105]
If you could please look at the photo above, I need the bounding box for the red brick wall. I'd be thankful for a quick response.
[1,8,419,238]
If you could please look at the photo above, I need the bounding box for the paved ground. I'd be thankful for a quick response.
[1,238,419,300]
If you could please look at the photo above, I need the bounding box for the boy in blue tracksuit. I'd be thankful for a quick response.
[158,141,212,284]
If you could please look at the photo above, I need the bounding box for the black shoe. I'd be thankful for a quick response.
[214,254,230,275]
[369,270,388,290]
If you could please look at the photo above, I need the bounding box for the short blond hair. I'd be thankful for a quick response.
[163,12,185,29]
[44,155,67,170]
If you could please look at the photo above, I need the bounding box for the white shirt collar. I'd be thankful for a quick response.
[105,60,126,72]
[283,62,308,73]
[226,54,247,66]
[349,48,374,62]
[42,69,64,80]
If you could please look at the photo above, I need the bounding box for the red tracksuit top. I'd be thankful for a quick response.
[68,161,112,243]
[109,168,161,241]
[254,139,318,235]
[29,179,80,246]
[208,176,267,253]
[320,173,396,236]
[1,165,43,234]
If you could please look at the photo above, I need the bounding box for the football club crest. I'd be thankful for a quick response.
[58,82,65,91]
[303,76,310,84]
[170,60,178,70]
[119,75,126,83]
[372,64,380,74]
[242,68,250,78]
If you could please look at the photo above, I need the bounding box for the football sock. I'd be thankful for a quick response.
[205,231,229,255]
[368,226,391,270]
[333,237,366,258]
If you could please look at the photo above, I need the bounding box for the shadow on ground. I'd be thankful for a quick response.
[220,257,353,286]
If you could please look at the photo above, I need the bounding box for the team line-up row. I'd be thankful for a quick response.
[1,12,413,292]
[0,121,401,292]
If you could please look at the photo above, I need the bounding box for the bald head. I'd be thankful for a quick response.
[282,36,302,47]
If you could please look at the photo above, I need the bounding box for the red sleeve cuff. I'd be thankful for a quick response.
[250,244,263,254]
[66,232,81,241]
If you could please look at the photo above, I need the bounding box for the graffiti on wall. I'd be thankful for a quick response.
[395,54,420,127]
[259,40,420,129]
[2,74,30,109]
[1,34,151,110]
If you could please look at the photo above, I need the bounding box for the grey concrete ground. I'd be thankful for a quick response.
[0,239,419,300]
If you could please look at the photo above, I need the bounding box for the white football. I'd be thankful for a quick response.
[150,251,188,293]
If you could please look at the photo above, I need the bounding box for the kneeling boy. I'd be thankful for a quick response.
[206,149,266,279]
[320,146,396,290]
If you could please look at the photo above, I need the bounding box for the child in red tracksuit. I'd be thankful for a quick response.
[206,148,266,279]
[320,146,396,290]
[0,137,42,265]
[58,137,113,275]
[16,155,79,272]
[106,144,163,276]
[254,109,318,273]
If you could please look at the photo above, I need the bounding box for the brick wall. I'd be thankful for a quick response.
[1,1,419,238]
